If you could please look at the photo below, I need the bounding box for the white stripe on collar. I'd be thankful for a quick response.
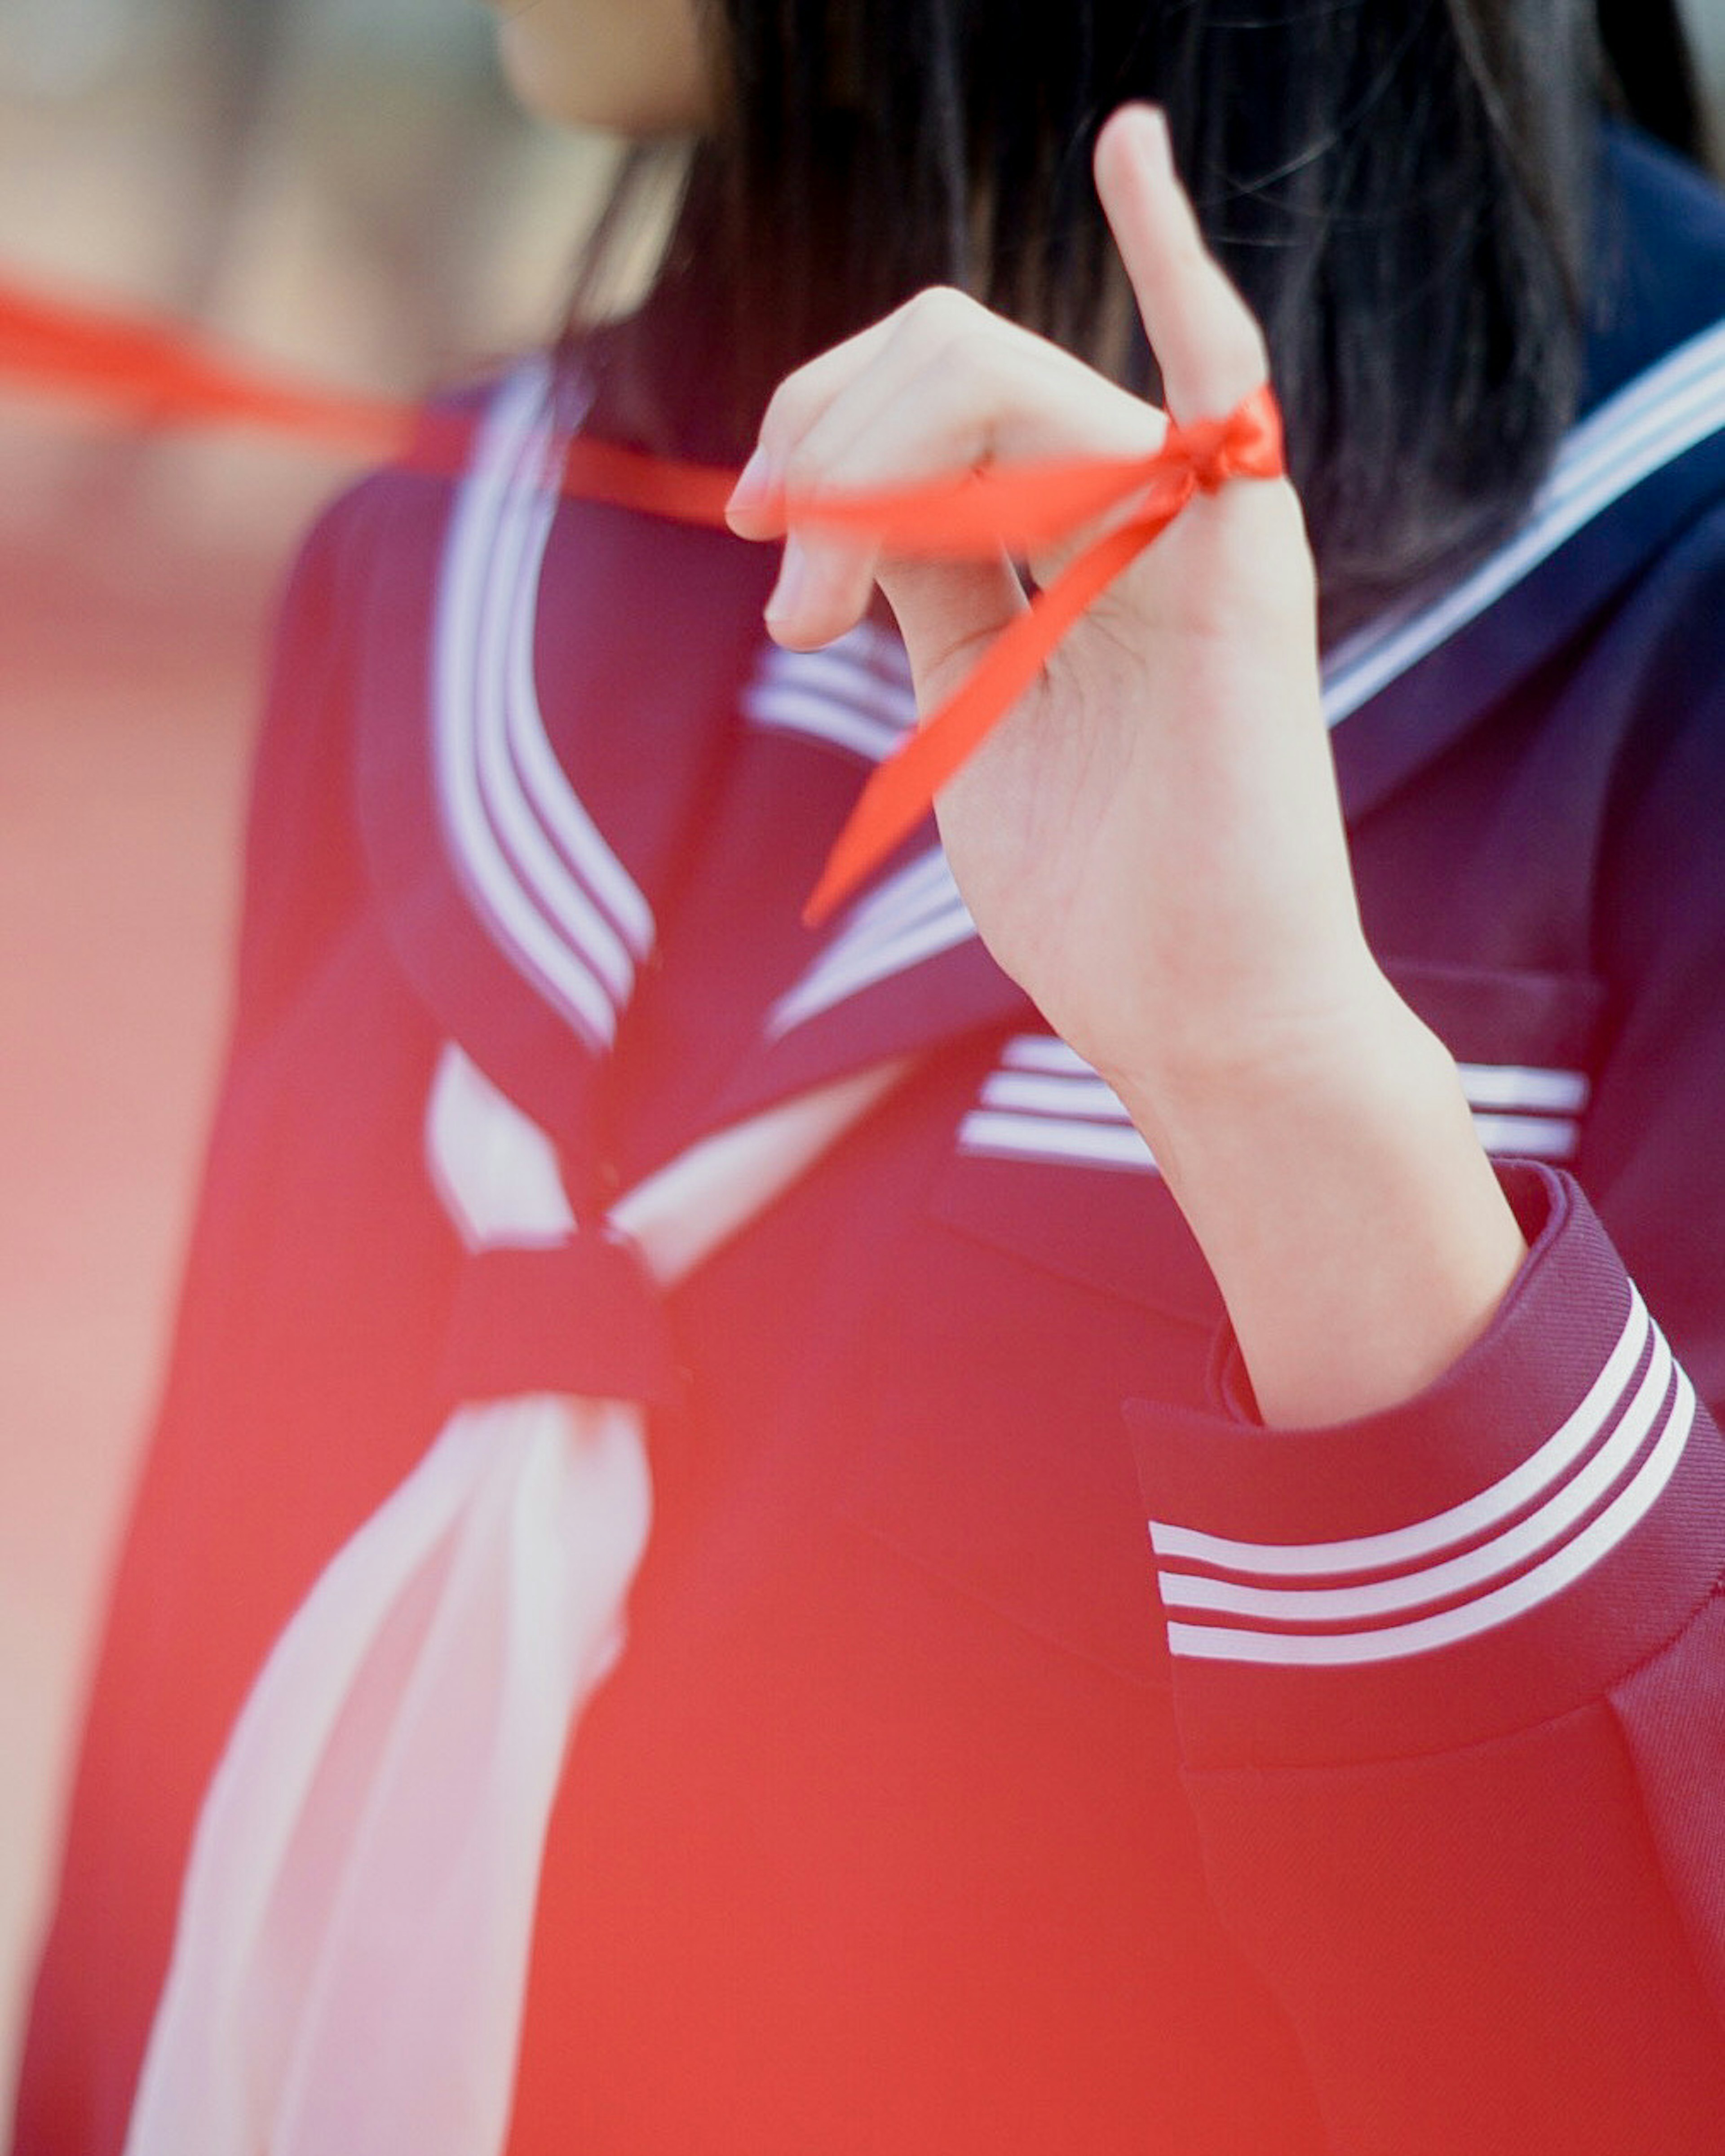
[435,320,1725,1053]
[951,1035,1587,1172]
[1322,312,1725,725]
[433,361,654,1051]
[769,846,974,1037]
[742,621,916,764]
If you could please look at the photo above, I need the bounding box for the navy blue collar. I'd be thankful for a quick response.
[362,128,1725,1158]
[1329,125,1725,818]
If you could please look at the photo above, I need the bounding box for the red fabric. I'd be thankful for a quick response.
[800,386,1284,919]
[0,272,1283,915]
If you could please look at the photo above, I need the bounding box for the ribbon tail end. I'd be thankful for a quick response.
[802,847,862,928]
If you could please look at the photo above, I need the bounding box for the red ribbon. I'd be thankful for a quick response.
[781,392,1284,919]
[0,274,1283,922]
[0,280,413,456]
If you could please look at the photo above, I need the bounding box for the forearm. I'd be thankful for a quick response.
[1114,962,1528,1428]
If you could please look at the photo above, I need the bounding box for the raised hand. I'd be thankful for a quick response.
[730,105,1527,1426]
[727,106,1368,1101]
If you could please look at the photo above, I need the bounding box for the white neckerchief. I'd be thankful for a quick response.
[124,1045,904,2156]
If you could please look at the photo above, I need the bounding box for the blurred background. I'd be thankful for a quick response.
[0,0,619,2108]
[1,0,1724,2120]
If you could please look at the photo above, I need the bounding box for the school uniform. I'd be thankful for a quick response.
[13,125,1725,2153]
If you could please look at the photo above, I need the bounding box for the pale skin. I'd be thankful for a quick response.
[485,0,711,137]
[493,7,1529,1427]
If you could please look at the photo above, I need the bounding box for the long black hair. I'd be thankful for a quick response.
[574,0,1703,636]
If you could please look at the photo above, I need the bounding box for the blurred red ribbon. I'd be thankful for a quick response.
[0,274,1283,921]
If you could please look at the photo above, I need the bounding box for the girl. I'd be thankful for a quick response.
[14,2,1725,2150]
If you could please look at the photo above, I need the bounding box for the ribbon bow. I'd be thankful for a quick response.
[0,274,1284,919]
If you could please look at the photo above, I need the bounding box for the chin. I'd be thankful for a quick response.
[496,20,705,137]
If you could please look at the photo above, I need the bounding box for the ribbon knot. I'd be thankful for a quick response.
[438,1231,680,1414]
[1164,393,1281,495]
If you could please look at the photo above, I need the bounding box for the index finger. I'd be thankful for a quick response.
[1093,105,1269,425]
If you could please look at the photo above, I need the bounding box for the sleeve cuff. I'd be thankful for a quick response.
[1126,1164,1725,1767]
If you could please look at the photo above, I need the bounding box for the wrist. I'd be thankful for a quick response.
[1108,968,1530,1427]
[1099,943,1411,1159]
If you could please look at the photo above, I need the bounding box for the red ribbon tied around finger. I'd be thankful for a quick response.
[0,272,1283,921]
[773,391,1286,920]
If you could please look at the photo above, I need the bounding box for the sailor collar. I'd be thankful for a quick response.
[356,126,1725,1156]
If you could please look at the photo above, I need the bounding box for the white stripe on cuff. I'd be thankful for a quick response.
[1149,1290,1651,1576]
[1163,1367,1696,1666]
[1158,1328,1674,1624]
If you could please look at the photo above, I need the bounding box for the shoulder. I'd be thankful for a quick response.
[274,357,770,685]
[271,361,572,646]
[1585,125,1725,410]
[1591,497,1725,909]
[1325,135,1725,791]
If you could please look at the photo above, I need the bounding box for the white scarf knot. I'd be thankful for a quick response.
[124,1042,902,2156]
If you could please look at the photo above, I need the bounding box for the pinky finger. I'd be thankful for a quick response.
[763,532,881,650]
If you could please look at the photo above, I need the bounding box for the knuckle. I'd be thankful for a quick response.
[947,318,1008,371]
[780,440,828,498]
[910,282,973,319]
[759,376,816,458]
[897,283,982,345]
[1181,288,1269,402]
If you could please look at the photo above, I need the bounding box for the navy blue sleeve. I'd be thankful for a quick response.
[1125,519,1725,2151]
[1128,1171,1725,2150]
